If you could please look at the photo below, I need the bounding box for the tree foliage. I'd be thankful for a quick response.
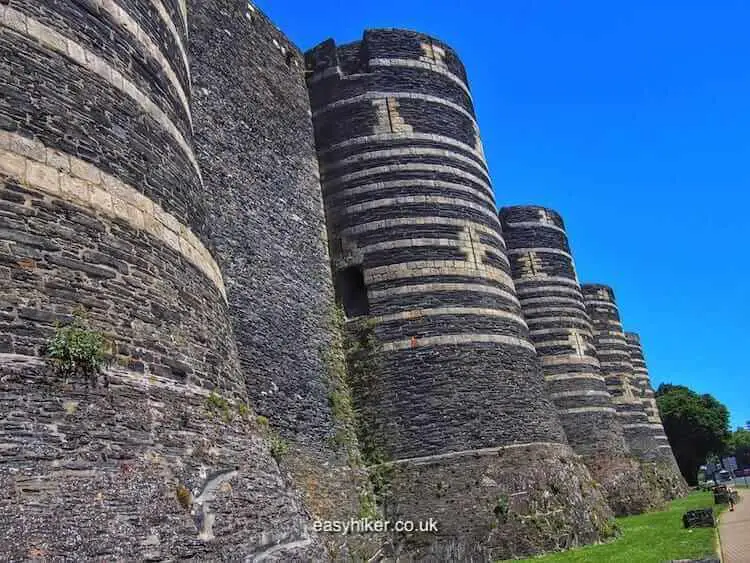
[655,383,731,484]
[726,427,750,468]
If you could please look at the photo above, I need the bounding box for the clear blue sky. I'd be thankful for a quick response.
[257,0,749,430]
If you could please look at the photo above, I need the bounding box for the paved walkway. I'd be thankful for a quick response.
[720,488,750,562]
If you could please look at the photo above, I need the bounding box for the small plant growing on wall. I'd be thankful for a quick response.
[47,309,108,386]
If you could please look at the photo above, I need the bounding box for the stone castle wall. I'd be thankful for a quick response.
[498,206,665,515]
[581,284,659,461]
[625,331,688,498]
[0,1,688,559]
[188,0,365,532]
[498,206,627,457]
[0,1,327,559]
[306,30,614,559]
[624,332,672,455]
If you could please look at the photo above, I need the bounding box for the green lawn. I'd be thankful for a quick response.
[513,492,724,562]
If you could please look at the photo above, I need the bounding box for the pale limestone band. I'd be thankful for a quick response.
[546,373,605,383]
[523,305,590,318]
[558,406,617,415]
[542,356,600,368]
[338,195,498,222]
[0,6,202,184]
[340,216,504,242]
[501,220,566,235]
[599,337,629,346]
[320,147,489,184]
[0,131,226,300]
[368,58,471,98]
[507,247,573,260]
[326,177,495,207]
[534,341,594,354]
[598,354,631,363]
[175,0,188,36]
[371,306,528,330]
[378,441,570,468]
[550,390,611,399]
[355,237,509,269]
[595,329,628,340]
[379,333,537,352]
[324,162,493,198]
[358,237,480,254]
[369,282,521,308]
[529,320,594,335]
[0,354,233,401]
[616,410,649,417]
[515,276,581,289]
[96,0,191,127]
[621,423,653,429]
[318,132,488,169]
[149,0,190,85]
[305,65,342,85]
[583,299,618,308]
[365,260,515,288]
[520,296,586,308]
[313,91,478,129]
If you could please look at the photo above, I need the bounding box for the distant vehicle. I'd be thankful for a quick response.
[734,468,750,477]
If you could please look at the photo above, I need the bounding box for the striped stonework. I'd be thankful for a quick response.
[582,284,662,462]
[305,29,613,557]
[501,207,671,516]
[0,5,201,183]
[499,206,630,459]
[624,332,683,466]
[0,130,224,298]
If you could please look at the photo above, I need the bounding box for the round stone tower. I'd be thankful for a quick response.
[499,206,665,514]
[625,332,688,498]
[581,285,661,462]
[0,2,323,559]
[188,0,367,537]
[306,30,614,559]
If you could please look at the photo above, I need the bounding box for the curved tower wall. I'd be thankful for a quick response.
[188,0,365,526]
[499,206,666,514]
[625,332,688,497]
[0,2,324,559]
[498,206,627,456]
[306,30,613,559]
[581,285,660,461]
[624,333,671,452]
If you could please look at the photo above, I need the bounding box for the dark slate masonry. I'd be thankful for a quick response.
[188,0,366,540]
[306,30,614,558]
[0,1,326,559]
[581,284,660,461]
[625,331,688,499]
[499,205,665,516]
[0,0,688,558]
[581,286,685,505]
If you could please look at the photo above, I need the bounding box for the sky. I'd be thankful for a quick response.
[257,0,750,430]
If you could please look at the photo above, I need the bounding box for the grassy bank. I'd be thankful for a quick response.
[514,492,723,562]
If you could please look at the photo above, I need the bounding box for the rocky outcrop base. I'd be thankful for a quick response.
[0,356,325,561]
[375,443,616,561]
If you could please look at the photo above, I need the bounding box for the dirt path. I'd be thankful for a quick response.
[720,488,750,562]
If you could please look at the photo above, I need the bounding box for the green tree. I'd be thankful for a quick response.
[655,383,731,484]
[726,427,750,468]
